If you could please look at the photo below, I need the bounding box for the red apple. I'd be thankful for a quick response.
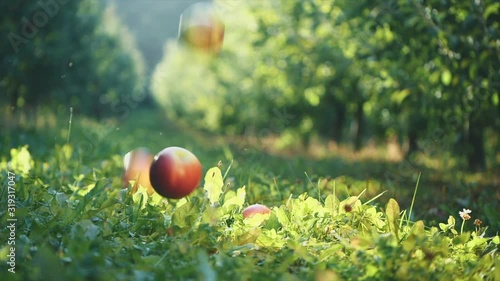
[243,204,271,218]
[122,147,155,194]
[178,2,225,53]
[149,146,203,199]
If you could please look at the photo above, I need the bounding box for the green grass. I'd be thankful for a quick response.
[0,107,499,280]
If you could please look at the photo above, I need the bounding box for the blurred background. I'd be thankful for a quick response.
[1,0,499,228]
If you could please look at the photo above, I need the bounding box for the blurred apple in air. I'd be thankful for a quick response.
[178,2,225,53]
[122,147,155,195]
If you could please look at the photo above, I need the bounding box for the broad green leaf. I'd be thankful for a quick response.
[439,222,448,232]
[492,236,500,244]
[262,212,281,230]
[298,197,323,217]
[276,207,290,227]
[222,186,246,212]
[148,190,164,206]
[202,205,223,225]
[366,206,385,229]
[452,233,471,245]
[465,236,488,249]
[318,244,343,262]
[203,167,224,205]
[172,201,198,229]
[9,145,34,175]
[411,220,425,237]
[176,197,188,208]
[447,215,456,227]
[386,198,400,239]
[255,229,286,248]
[71,219,100,240]
[132,185,148,209]
[324,194,339,216]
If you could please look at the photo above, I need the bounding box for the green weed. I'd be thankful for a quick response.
[0,110,498,280]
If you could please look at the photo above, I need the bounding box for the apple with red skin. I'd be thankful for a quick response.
[122,147,155,194]
[243,204,271,218]
[149,146,203,199]
[178,2,224,53]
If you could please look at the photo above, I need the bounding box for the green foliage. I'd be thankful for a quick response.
[0,1,145,117]
[2,0,498,275]
[5,145,34,176]
[152,0,499,170]
[204,167,224,205]
[0,136,497,280]
[385,198,401,240]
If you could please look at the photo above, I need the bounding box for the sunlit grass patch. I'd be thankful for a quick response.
[0,108,498,280]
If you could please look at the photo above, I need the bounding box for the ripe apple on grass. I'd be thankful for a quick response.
[239,204,272,240]
[149,146,203,199]
[243,204,271,218]
[122,147,155,195]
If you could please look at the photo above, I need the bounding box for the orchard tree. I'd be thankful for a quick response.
[151,0,499,170]
[0,0,145,119]
[349,0,500,170]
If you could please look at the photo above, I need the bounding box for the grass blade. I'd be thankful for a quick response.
[407,172,421,225]
[363,190,388,205]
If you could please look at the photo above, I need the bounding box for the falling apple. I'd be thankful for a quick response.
[122,147,155,194]
[178,2,225,53]
[149,146,203,199]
